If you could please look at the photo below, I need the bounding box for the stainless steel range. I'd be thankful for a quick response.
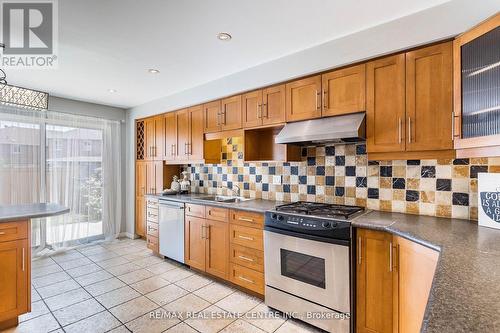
[264,202,365,333]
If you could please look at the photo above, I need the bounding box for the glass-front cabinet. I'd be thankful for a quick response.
[454,13,500,157]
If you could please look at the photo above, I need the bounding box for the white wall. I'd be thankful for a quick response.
[124,0,500,235]
[49,96,128,233]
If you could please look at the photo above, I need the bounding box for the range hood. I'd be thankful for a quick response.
[275,112,366,145]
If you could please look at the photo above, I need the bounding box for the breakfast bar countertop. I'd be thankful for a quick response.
[0,203,70,222]
[353,211,500,333]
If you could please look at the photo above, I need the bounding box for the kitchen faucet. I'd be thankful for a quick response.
[219,184,240,197]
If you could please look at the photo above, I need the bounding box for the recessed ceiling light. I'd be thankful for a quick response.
[108,89,117,93]
[148,69,160,74]
[217,32,232,41]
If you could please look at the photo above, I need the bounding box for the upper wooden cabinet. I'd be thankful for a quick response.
[221,95,242,131]
[406,42,453,152]
[322,64,366,117]
[188,105,205,161]
[356,228,439,333]
[453,13,500,157]
[367,42,454,159]
[176,109,190,158]
[367,54,406,154]
[144,116,164,160]
[243,85,286,128]
[164,112,177,162]
[286,75,322,122]
[203,100,222,133]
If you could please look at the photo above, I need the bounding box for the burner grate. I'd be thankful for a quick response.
[275,201,364,219]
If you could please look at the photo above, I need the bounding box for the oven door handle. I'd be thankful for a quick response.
[264,226,350,246]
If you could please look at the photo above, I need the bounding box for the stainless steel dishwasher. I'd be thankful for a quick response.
[158,198,185,263]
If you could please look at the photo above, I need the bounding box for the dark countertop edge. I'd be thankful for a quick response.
[145,193,281,213]
[0,203,70,222]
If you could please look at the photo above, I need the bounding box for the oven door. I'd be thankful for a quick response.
[264,228,350,313]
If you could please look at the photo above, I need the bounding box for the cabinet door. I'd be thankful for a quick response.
[153,116,165,160]
[135,196,146,237]
[204,100,222,133]
[322,64,366,117]
[406,42,453,152]
[144,118,155,160]
[0,239,28,321]
[153,161,164,193]
[242,90,263,128]
[164,112,177,161]
[356,229,396,333]
[366,54,406,153]
[395,236,438,333]
[262,84,286,125]
[188,105,204,161]
[145,161,155,194]
[184,216,206,271]
[135,161,147,197]
[221,95,242,131]
[205,219,229,279]
[286,75,322,122]
[176,109,190,159]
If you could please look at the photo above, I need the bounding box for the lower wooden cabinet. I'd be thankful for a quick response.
[0,221,30,327]
[185,205,229,279]
[356,228,438,333]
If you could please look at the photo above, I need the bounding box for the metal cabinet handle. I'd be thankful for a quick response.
[22,247,25,271]
[257,104,262,119]
[238,276,254,284]
[216,112,221,126]
[408,117,412,143]
[238,217,254,222]
[184,142,188,155]
[389,242,393,272]
[315,90,320,110]
[358,237,362,265]
[238,235,254,241]
[451,111,455,141]
[323,90,327,109]
[238,255,254,262]
[222,107,227,125]
[398,118,402,144]
[262,103,268,118]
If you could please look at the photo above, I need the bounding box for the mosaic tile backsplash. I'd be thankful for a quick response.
[186,137,500,221]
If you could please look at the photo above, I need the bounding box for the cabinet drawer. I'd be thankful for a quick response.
[230,210,264,228]
[230,224,263,251]
[146,222,159,238]
[147,235,159,252]
[146,198,158,208]
[146,208,158,223]
[230,243,264,272]
[229,263,264,295]
[0,221,28,242]
[206,206,229,222]
[186,203,205,218]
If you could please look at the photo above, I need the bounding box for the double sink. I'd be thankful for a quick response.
[193,195,253,203]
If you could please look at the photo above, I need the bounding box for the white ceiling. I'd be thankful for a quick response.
[3,0,459,109]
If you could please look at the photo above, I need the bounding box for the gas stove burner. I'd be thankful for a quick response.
[275,201,364,219]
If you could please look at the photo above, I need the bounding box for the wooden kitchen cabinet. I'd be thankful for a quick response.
[205,219,229,279]
[356,229,439,333]
[356,229,396,333]
[164,112,177,161]
[135,196,146,237]
[135,161,147,237]
[144,116,164,160]
[188,105,204,161]
[144,118,155,160]
[322,64,366,117]
[366,54,406,154]
[221,95,242,131]
[176,109,190,158]
[184,215,207,271]
[286,75,322,122]
[0,221,30,327]
[204,100,222,133]
[135,161,147,197]
[405,42,453,152]
[243,85,286,128]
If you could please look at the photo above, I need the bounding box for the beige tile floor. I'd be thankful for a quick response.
[1,238,324,333]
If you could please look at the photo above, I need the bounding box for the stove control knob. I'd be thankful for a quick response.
[277,215,284,221]
[331,222,338,228]
[322,222,331,228]
[271,213,277,220]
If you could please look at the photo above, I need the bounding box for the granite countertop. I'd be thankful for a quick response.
[0,203,69,222]
[353,211,500,333]
[146,193,283,213]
